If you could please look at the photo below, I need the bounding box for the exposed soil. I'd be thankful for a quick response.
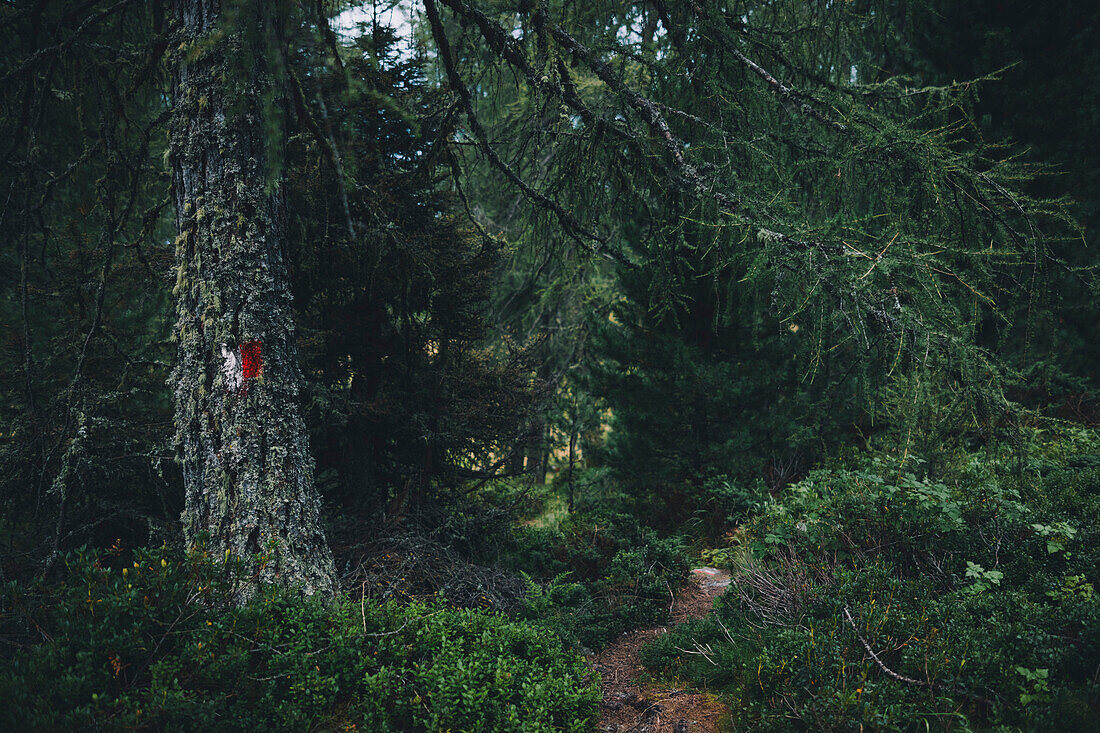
[590,568,732,733]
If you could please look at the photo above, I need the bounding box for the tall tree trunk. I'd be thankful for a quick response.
[168,0,335,598]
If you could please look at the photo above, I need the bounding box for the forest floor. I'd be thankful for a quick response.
[590,567,732,733]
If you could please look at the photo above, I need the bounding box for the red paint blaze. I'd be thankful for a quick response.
[239,340,263,382]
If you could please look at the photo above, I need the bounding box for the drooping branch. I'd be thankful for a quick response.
[433,0,746,228]
[725,45,848,133]
[436,0,639,153]
[423,0,632,268]
[419,0,1056,411]
[436,0,545,91]
[433,1,866,262]
[543,19,730,205]
[691,5,849,133]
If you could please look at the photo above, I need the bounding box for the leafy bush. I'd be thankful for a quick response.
[508,499,689,647]
[641,431,1100,730]
[0,545,599,732]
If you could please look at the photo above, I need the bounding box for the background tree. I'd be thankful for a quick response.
[0,0,176,573]
[281,19,539,524]
[425,0,1081,509]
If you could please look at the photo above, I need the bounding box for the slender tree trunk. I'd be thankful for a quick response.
[168,0,335,598]
[567,423,576,513]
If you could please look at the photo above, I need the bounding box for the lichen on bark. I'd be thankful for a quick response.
[167,0,335,599]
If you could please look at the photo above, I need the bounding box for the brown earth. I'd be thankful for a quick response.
[589,568,732,733]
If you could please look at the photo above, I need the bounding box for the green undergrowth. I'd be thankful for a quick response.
[0,545,599,732]
[504,473,690,649]
[641,427,1100,731]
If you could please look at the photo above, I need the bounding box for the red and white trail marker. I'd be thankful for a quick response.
[221,340,263,395]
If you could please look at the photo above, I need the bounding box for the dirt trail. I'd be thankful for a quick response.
[590,567,732,733]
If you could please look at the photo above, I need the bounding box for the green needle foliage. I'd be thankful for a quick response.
[432,0,1084,515]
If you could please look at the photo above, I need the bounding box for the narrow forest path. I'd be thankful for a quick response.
[590,567,732,733]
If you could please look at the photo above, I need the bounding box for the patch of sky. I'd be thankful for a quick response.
[333,1,416,58]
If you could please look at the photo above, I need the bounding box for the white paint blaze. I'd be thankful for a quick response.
[220,343,243,393]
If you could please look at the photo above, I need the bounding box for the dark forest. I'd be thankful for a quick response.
[1,1,1098,730]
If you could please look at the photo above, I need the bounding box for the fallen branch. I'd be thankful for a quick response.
[843,605,995,705]
[843,606,928,686]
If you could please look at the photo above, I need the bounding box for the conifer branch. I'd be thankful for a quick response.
[424,0,631,268]
[543,20,719,198]
[0,0,137,87]
[724,45,848,133]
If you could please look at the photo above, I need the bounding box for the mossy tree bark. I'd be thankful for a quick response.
[168,0,335,598]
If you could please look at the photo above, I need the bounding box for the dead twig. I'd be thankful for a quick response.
[843,605,995,705]
[843,606,928,687]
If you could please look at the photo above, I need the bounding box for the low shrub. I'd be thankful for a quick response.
[0,545,600,732]
[641,430,1100,730]
[509,501,690,648]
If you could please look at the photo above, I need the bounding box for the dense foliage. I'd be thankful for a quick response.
[1,544,599,731]
[642,430,1100,730]
[1,0,1097,730]
[511,487,690,647]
